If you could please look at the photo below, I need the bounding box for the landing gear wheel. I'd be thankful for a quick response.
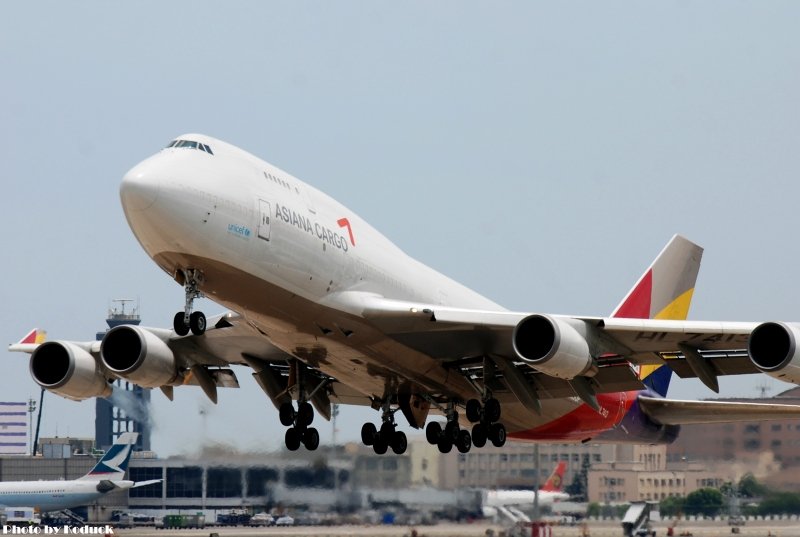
[466,399,482,423]
[489,422,507,447]
[437,437,453,454]
[173,312,190,336]
[297,401,314,427]
[425,422,442,445]
[379,421,396,444]
[279,402,295,427]
[472,423,488,448]
[391,431,408,455]
[285,428,301,451]
[189,311,206,336]
[303,427,320,450]
[456,429,472,453]
[361,423,377,446]
[444,421,460,442]
[373,437,388,455]
[484,398,501,423]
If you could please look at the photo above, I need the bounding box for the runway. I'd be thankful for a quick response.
[108,520,800,537]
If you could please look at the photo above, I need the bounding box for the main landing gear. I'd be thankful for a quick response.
[361,402,408,455]
[280,400,320,451]
[173,269,207,336]
[424,397,506,454]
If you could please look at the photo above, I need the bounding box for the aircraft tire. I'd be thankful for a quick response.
[391,431,407,455]
[437,437,453,454]
[297,401,314,426]
[303,427,320,450]
[361,422,377,446]
[425,421,442,445]
[489,422,506,447]
[484,398,501,423]
[379,421,395,444]
[173,312,190,336]
[472,423,488,448]
[285,428,301,451]
[279,403,295,427]
[456,429,472,453]
[373,437,388,455]
[466,399,482,423]
[189,311,206,335]
[444,420,460,442]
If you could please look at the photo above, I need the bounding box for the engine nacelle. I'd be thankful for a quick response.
[512,314,595,379]
[29,342,111,401]
[101,325,177,387]
[748,322,800,384]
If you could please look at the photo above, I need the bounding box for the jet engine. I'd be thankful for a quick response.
[29,342,111,400]
[101,325,178,387]
[748,321,800,385]
[512,314,595,379]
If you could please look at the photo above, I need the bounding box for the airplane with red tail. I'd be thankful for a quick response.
[10,134,800,455]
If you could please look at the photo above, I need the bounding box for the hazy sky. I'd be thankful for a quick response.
[2,2,800,456]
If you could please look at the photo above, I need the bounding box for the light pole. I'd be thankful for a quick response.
[27,398,36,456]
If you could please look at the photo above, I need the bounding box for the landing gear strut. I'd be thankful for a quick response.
[173,269,207,336]
[360,401,407,455]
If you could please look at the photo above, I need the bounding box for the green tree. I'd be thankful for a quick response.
[565,455,591,501]
[660,495,686,518]
[757,492,800,515]
[738,473,769,498]
[684,488,724,517]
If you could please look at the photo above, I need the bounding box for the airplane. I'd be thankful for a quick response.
[0,433,158,512]
[10,133,800,457]
[484,460,570,513]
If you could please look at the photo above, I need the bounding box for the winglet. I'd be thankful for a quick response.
[612,235,704,396]
[8,328,47,353]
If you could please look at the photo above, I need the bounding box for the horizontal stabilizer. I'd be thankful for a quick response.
[639,395,800,425]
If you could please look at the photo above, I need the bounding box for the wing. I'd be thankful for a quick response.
[8,312,371,414]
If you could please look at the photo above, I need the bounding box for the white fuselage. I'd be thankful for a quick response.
[120,134,584,433]
[0,479,131,512]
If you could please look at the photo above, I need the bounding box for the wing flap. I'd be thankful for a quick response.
[638,395,800,425]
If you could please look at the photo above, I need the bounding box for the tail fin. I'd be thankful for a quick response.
[79,432,138,480]
[8,329,47,353]
[612,235,703,396]
[541,461,567,492]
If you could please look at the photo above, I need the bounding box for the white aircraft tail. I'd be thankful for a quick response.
[78,432,138,481]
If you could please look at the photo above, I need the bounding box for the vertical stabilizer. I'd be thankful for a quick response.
[79,432,138,480]
[541,461,567,492]
[612,235,703,396]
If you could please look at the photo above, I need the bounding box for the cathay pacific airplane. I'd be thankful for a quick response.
[10,134,800,456]
[0,433,157,512]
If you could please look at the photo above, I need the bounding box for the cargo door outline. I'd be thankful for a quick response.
[258,200,271,241]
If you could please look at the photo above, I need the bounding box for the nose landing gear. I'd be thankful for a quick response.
[173,269,207,336]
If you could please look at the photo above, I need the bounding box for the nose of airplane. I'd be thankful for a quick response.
[120,161,161,212]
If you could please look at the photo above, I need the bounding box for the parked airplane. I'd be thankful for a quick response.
[485,461,570,512]
[11,134,800,456]
[0,433,157,512]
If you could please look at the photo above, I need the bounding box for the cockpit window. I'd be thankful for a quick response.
[165,139,214,155]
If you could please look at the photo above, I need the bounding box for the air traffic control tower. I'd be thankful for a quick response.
[95,300,152,452]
